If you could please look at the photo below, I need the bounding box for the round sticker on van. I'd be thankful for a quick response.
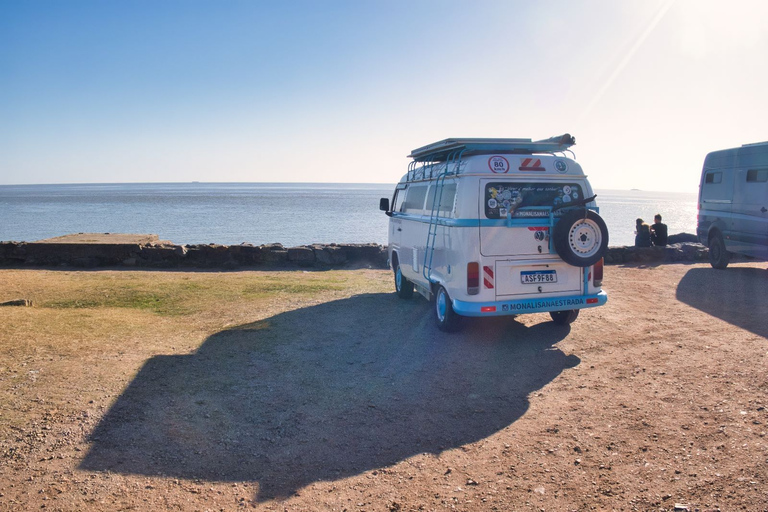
[488,156,510,173]
[554,160,568,173]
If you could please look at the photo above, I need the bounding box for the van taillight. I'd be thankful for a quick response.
[467,262,480,295]
[593,258,604,288]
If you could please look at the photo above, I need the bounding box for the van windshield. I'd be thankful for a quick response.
[485,182,584,219]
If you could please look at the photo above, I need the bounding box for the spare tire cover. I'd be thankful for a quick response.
[553,209,609,267]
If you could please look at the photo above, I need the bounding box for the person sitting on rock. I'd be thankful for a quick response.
[650,213,668,246]
[635,218,652,247]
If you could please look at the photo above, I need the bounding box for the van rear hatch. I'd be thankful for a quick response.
[479,180,586,297]
[479,180,587,257]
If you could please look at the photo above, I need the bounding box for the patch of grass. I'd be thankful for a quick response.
[242,278,346,298]
[37,276,219,316]
[44,289,191,316]
[35,271,362,317]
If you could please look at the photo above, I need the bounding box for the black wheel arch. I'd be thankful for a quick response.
[707,225,725,244]
[391,250,400,271]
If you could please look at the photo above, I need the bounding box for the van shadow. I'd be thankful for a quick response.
[79,294,578,501]
[676,267,768,338]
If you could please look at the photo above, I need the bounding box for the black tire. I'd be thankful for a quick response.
[708,232,730,269]
[394,258,414,298]
[553,209,609,267]
[550,309,579,325]
[434,285,461,332]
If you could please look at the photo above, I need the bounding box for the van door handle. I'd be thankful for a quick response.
[762,207,767,213]
[397,227,402,232]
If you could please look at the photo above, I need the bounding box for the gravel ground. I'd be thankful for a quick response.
[0,262,767,511]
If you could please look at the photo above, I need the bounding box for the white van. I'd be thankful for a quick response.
[697,141,768,269]
[379,135,609,331]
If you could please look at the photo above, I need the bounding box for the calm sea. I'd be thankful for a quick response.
[0,183,698,248]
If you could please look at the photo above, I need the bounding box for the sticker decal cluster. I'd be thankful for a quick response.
[485,183,584,219]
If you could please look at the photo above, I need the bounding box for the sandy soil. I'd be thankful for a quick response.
[33,233,170,244]
[1,262,767,511]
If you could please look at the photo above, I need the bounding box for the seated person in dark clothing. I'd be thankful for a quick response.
[650,214,668,246]
[635,218,652,247]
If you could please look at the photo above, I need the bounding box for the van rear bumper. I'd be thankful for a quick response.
[452,291,607,317]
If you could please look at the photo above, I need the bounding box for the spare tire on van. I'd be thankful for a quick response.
[553,209,609,267]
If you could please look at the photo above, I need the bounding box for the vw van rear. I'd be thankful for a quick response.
[379,134,609,331]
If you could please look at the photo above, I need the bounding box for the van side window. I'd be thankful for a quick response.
[425,183,457,215]
[705,172,722,184]
[746,169,768,183]
[402,184,428,213]
[393,188,407,212]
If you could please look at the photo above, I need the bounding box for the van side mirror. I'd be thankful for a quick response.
[379,198,390,212]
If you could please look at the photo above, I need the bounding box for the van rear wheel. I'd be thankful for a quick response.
[708,232,730,269]
[550,309,579,325]
[434,285,461,332]
[394,260,414,298]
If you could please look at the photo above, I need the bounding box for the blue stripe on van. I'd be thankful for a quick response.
[452,291,607,317]
[392,208,599,228]
[391,214,552,228]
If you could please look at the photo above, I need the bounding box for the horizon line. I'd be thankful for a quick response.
[0,181,696,195]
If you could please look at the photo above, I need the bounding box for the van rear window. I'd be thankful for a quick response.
[485,182,584,219]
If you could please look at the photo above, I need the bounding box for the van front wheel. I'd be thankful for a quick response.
[394,261,414,298]
[434,285,461,332]
[708,232,730,269]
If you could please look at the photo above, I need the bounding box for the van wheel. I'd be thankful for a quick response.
[394,261,414,298]
[708,232,730,269]
[553,209,609,267]
[434,285,461,332]
[550,309,579,325]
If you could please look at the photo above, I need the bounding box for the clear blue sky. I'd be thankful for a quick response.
[2,0,766,191]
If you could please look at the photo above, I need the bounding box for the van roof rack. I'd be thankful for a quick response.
[408,133,576,162]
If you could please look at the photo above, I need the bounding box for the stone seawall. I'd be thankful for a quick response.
[0,235,714,270]
[0,242,388,269]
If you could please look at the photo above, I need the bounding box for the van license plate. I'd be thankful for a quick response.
[521,270,557,284]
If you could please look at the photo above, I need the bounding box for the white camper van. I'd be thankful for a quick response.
[697,141,768,269]
[379,135,609,331]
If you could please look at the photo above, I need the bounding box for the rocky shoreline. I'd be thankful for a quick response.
[0,233,717,269]
[0,240,388,269]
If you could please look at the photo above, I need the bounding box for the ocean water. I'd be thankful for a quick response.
[0,183,698,248]
[594,189,698,246]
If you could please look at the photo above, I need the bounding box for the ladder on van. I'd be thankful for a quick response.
[421,149,465,284]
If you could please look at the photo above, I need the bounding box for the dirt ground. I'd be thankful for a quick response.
[33,233,170,244]
[0,262,767,512]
